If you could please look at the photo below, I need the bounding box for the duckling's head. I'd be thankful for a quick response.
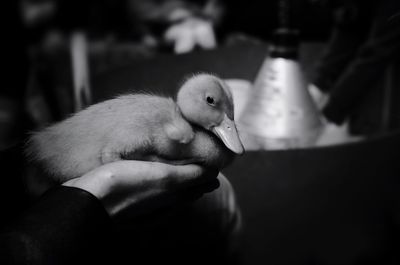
[177,74,244,155]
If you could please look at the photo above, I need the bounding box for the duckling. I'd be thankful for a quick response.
[27,74,244,182]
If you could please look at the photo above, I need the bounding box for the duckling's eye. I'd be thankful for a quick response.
[206,96,215,105]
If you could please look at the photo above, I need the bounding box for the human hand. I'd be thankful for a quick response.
[62,160,219,217]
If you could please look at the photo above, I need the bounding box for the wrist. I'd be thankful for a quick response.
[62,169,115,201]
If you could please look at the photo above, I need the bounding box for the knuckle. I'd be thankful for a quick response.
[97,168,117,187]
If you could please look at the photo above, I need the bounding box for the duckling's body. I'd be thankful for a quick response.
[28,74,243,182]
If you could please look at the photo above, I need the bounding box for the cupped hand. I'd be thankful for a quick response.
[62,160,219,217]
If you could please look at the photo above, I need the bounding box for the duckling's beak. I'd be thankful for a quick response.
[212,114,245,155]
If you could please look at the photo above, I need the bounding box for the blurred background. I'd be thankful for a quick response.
[2,0,336,148]
[2,1,400,264]
[3,0,400,148]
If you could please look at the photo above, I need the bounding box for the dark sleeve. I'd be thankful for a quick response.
[0,186,111,265]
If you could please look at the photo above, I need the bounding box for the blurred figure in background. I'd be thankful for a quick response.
[128,0,224,54]
[309,0,400,136]
[48,0,224,53]
[24,0,225,57]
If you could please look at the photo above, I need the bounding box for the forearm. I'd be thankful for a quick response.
[0,186,111,265]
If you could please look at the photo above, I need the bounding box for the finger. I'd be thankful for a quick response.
[178,178,221,202]
[107,162,206,190]
[201,167,219,181]
[102,161,213,192]
[191,178,220,194]
[163,163,205,186]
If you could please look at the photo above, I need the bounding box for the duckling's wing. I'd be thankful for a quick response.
[164,106,194,144]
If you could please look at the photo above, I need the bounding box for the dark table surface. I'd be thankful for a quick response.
[92,42,400,265]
